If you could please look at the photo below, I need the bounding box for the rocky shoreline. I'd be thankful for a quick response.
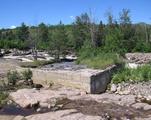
[0,83,151,120]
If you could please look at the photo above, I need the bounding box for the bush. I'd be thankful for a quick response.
[112,65,151,84]
[76,42,123,69]
[21,69,33,81]
[7,70,20,85]
[77,48,123,69]
[0,92,8,108]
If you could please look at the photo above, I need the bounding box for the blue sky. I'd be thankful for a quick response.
[0,0,150,28]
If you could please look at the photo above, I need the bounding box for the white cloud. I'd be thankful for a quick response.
[10,25,16,29]
[70,16,75,20]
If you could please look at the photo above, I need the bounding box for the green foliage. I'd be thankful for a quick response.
[112,65,151,84]
[104,27,125,54]
[7,70,20,85]
[77,45,123,69]
[17,23,29,41]
[0,9,151,55]
[77,54,121,69]
[49,21,68,59]
[21,69,33,81]
[0,92,8,108]
[72,13,91,50]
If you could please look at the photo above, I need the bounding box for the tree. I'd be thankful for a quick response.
[28,27,39,60]
[119,9,131,25]
[50,21,68,60]
[104,27,124,53]
[89,11,100,48]
[119,9,135,52]
[5,30,15,40]
[96,21,105,47]
[38,23,49,49]
[17,23,29,41]
[72,13,91,50]
[105,9,114,27]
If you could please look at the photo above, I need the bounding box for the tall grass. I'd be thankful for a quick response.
[77,50,123,69]
[112,65,151,84]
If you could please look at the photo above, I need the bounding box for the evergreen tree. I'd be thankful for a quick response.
[50,21,68,60]
[72,13,91,50]
[39,23,48,41]
[119,9,135,52]
[17,23,29,41]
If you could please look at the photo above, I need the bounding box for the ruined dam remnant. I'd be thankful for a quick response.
[31,65,117,94]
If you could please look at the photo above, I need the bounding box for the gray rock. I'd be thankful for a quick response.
[36,108,41,112]
[9,88,79,108]
[110,84,117,92]
[132,102,151,110]
[39,102,49,108]
[13,115,26,120]
[25,109,103,120]
[132,103,147,109]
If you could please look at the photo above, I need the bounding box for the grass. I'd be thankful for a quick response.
[77,53,123,69]
[20,60,55,68]
[112,65,151,84]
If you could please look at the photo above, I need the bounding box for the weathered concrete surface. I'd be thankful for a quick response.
[31,65,117,94]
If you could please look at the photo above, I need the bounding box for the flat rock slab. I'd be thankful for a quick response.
[9,88,80,108]
[25,109,103,120]
[8,88,151,120]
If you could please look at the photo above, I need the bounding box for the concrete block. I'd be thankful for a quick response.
[16,65,118,94]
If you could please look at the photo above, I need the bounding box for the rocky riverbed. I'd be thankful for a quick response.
[1,54,151,120]
[1,84,151,120]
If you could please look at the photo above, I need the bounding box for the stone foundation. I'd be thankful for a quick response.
[31,65,117,94]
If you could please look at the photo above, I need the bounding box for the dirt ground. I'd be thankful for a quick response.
[62,99,151,120]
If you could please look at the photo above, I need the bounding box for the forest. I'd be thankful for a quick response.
[0,9,151,59]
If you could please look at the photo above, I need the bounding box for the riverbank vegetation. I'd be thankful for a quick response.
[0,92,8,108]
[112,65,151,84]
[7,69,33,86]
[0,9,151,69]
[0,9,151,53]
[76,47,123,69]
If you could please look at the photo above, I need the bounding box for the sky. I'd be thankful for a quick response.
[0,0,150,28]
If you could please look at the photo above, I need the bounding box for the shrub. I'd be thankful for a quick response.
[21,69,33,81]
[0,92,8,108]
[112,65,151,84]
[77,50,123,69]
[77,43,124,69]
[7,70,20,85]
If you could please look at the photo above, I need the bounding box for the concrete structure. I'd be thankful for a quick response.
[31,65,117,94]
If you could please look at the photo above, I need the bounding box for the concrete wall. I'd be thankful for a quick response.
[90,65,118,94]
[30,65,117,94]
[32,69,91,92]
